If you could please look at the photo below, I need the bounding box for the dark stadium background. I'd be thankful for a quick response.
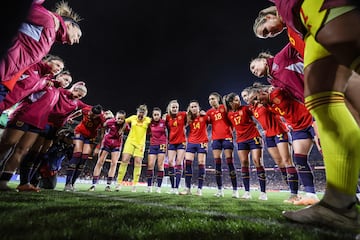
[45,0,289,114]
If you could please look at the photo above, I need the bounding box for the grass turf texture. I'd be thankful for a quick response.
[0,182,357,240]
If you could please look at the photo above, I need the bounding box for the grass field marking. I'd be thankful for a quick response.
[70,191,355,238]
[75,191,282,224]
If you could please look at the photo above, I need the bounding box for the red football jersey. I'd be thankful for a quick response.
[251,104,288,137]
[227,105,260,143]
[206,104,233,140]
[74,107,106,139]
[166,111,187,144]
[187,115,209,144]
[267,88,313,131]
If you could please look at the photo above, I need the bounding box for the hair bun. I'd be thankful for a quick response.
[92,104,103,114]
[74,81,85,86]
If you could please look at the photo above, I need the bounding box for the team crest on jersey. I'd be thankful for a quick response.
[199,117,204,122]
[19,74,29,81]
[178,116,182,120]
[160,123,164,127]
[272,63,279,71]
[273,97,281,104]
[16,121,24,127]
[238,110,243,116]
[220,108,224,113]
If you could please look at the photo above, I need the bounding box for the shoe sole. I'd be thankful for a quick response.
[283,201,360,231]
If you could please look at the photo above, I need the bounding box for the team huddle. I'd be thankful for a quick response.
[83,90,319,207]
[0,0,359,233]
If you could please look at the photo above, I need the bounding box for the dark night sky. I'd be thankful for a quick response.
[45,1,288,115]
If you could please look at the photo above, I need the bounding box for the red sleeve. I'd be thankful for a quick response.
[78,101,91,110]
[82,107,91,115]
[37,61,52,76]
[101,114,106,124]
[286,25,305,58]
[124,123,130,133]
[26,4,55,28]
[245,106,253,117]
[269,88,284,102]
